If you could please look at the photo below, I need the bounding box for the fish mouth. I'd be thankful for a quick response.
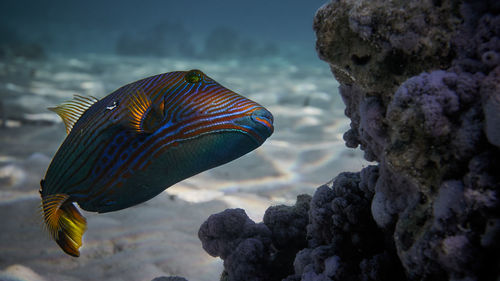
[250,107,274,138]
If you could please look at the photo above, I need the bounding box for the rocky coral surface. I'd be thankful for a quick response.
[199,0,500,280]
[199,195,311,281]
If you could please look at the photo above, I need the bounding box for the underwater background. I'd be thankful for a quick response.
[0,1,368,280]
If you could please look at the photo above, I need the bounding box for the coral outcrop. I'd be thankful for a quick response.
[284,167,405,281]
[199,195,311,281]
[313,0,500,279]
[199,0,500,280]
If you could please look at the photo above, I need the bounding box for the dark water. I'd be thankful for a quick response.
[1,0,326,58]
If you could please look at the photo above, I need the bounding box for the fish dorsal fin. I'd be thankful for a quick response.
[129,90,164,134]
[48,95,99,134]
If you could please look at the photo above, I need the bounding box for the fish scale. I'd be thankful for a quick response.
[40,69,274,257]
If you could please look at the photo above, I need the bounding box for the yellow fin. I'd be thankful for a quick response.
[48,95,99,134]
[41,194,87,257]
[129,90,164,134]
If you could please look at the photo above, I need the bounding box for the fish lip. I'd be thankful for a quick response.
[250,108,274,137]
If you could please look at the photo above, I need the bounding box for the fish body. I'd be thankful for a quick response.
[40,70,273,256]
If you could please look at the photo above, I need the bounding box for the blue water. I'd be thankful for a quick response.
[0,1,368,280]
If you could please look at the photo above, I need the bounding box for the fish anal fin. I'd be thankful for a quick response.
[41,194,87,257]
[49,95,99,134]
[129,90,164,134]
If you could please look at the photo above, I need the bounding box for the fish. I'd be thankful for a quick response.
[39,69,274,257]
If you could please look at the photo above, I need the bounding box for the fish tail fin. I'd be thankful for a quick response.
[41,194,87,257]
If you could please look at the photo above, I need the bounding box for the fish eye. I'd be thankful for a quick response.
[185,70,202,83]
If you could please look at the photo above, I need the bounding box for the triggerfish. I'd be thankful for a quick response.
[40,70,273,257]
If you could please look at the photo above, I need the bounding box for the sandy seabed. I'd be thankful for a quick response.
[0,53,368,281]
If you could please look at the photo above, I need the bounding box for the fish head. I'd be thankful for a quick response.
[159,69,274,145]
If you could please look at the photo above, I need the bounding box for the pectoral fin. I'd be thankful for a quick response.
[128,90,164,134]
